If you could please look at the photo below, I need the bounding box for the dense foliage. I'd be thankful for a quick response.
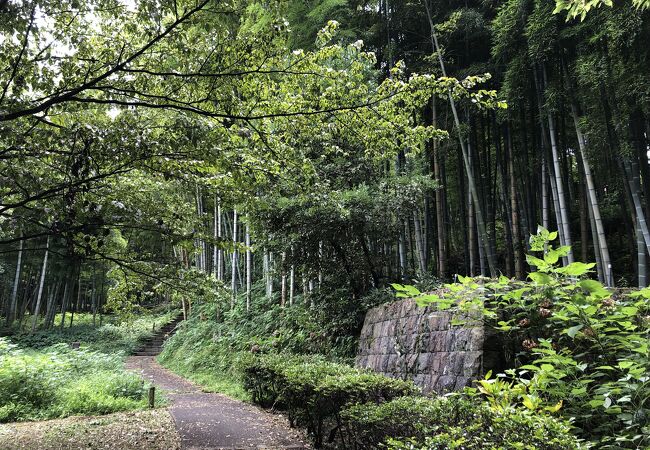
[342,396,579,450]
[1,0,649,448]
[158,283,392,398]
[0,310,173,422]
[396,229,650,448]
[0,340,155,422]
[239,354,578,449]
[241,353,418,447]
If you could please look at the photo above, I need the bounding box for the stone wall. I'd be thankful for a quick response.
[356,297,501,394]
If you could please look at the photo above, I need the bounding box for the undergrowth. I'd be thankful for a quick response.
[10,309,177,355]
[158,281,392,400]
[0,339,163,422]
[0,308,176,423]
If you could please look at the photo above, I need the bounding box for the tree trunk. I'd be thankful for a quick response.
[245,221,252,312]
[398,219,407,280]
[59,268,72,330]
[281,251,287,307]
[542,65,573,263]
[263,249,271,299]
[623,158,650,258]
[507,128,524,279]
[468,185,476,276]
[214,195,223,280]
[638,215,647,287]
[31,236,50,333]
[432,98,447,278]
[571,107,613,285]
[6,233,23,326]
[542,158,549,231]
[424,0,497,277]
[413,209,427,274]
[231,209,238,308]
[318,241,323,289]
[289,247,295,306]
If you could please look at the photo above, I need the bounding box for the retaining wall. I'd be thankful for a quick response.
[355,297,502,393]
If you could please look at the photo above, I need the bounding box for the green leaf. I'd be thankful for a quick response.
[522,395,536,410]
[557,262,595,276]
[526,254,548,269]
[617,360,634,369]
[528,272,553,285]
[391,283,421,298]
[620,306,638,316]
[544,245,571,264]
[578,279,610,297]
[545,400,563,413]
[566,324,584,338]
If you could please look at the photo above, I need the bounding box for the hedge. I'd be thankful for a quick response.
[243,354,580,449]
[342,395,581,450]
[241,353,418,447]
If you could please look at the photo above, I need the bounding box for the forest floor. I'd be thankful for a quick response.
[0,409,180,449]
[126,356,307,450]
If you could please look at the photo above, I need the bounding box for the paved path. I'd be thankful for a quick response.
[126,356,306,450]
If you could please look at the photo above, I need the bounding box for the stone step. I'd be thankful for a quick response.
[131,314,183,356]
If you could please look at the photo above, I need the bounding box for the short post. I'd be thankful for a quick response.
[148,386,155,408]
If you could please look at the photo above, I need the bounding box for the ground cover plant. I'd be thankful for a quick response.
[0,339,155,422]
[240,354,580,449]
[158,282,390,398]
[241,353,418,447]
[0,309,174,423]
[9,310,178,355]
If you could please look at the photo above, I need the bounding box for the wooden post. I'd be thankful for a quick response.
[148,386,155,408]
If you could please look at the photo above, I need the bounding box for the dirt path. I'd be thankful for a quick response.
[0,409,180,450]
[126,356,306,450]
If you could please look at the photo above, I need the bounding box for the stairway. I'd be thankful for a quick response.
[132,314,183,356]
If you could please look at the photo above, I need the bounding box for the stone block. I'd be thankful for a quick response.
[356,297,498,395]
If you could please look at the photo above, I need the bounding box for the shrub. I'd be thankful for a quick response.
[9,310,177,355]
[342,396,580,450]
[341,396,439,448]
[0,338,152,422]
[55,371,147,416]
[394,228,650,448]
[242,354,418,447]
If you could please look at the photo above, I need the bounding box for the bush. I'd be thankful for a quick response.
[395,229,650,448]
[55,371,147,416]
[342,396,580,450]
[241,353,418,447]
[0,338,152,422]
[340,396,439,448]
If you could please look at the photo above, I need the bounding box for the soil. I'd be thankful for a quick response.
[0,409,180,450]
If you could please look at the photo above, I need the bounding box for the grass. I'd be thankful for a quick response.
[0,308,177,423]
[9,310,178,355]
[158,356,249,400]
[157,318,250,401]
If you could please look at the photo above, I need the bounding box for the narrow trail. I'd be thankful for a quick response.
[126,356,306,450]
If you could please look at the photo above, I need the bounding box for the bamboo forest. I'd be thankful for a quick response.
[0,0,649,448]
